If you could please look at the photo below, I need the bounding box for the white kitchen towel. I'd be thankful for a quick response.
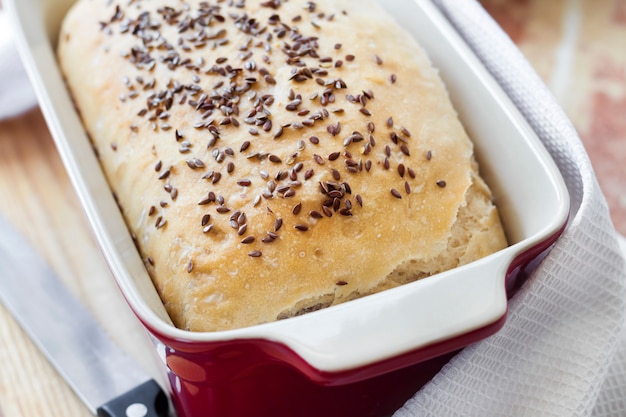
[0,9,37,120]
[395,1,626,417]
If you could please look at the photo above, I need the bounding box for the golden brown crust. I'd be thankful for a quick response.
[58,0,507,331]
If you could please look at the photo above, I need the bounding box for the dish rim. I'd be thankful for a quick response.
[6,0,570,373]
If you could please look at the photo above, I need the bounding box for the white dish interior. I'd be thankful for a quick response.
[7,0,569,373]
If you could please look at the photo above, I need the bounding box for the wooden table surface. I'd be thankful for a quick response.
[0,109,164,417]
[1,1,626,417]
[481,0,626,236]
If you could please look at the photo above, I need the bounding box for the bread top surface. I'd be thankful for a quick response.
[58,0,507,332]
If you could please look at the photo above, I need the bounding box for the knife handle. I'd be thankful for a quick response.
[96,379,170,417]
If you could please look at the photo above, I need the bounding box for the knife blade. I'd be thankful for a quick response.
[0,214,170,417]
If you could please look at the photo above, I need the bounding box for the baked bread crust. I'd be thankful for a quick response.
[58,0,507,331]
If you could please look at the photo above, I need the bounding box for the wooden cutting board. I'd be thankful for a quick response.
[0,109,164,417]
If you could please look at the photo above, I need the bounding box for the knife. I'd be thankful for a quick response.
[0,214,170,417]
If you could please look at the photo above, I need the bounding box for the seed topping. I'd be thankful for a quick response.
[102,0,434,263]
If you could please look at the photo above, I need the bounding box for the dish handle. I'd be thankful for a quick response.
[266,250,516,384]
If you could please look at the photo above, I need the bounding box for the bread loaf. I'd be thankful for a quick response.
[57,0,508,332]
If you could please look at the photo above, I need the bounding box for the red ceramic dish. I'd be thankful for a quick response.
[7,0,570,416]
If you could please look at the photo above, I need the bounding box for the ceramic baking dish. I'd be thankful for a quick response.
[7,0,570,416]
